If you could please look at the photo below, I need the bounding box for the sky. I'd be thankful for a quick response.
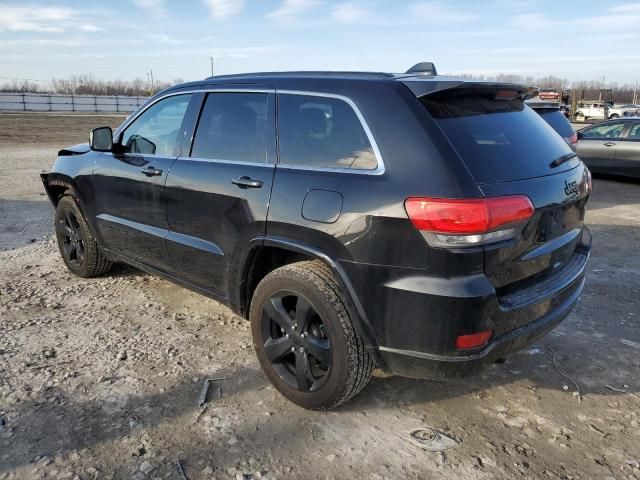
[1,0,639,86]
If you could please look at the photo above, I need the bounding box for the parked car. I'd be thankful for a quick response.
[576,101,637,120]
[575,101,607,120]
[577,118,640,178]
[608,104,639,118]
[622,106,640,117]
[41,66,592,409]
[528,101,577,148]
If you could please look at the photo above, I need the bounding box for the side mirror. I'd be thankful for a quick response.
[89,127,113,152]
[576,131,584,140]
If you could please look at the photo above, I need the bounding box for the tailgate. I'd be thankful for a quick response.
[480,163,590,291]
[414,81,591,292]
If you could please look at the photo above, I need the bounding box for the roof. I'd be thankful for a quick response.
[159,70,538,100]
[204,71,394,81]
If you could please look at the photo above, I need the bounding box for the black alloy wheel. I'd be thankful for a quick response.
[54,194,113,277]
[261,291,331,392]
[56,207,86,268]
[250,261,374,410]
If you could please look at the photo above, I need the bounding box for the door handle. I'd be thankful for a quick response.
[603,142,616,147]
[231,176,263,189]
[140,166,163,176]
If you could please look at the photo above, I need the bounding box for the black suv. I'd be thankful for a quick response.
[41,66,592,410]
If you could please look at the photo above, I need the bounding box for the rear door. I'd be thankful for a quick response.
[164,87,276,298]
[612,121,640,178]
[576,121,626,173]
[93,93,193,269]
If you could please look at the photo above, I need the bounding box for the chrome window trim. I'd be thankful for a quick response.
[114,89,273,138]
[114,87,385,176]
[177,156,274,168]
[276,90,385,175]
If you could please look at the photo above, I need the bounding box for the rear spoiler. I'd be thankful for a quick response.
[401,78,539,101]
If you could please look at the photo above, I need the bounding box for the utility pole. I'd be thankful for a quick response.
[150,70,154,95]
[210,56,214,77]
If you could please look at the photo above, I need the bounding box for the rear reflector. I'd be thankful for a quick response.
[455,331,492,350]
[404,196,534,235]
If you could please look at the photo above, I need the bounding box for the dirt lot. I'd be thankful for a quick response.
[1,113,639,480]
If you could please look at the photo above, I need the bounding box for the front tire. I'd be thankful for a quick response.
[54,195,113,277]
[250,261,374,410]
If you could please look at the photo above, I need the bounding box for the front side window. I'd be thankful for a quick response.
[190,92,269,163]
[628,123,640,139]
[581,123,625,139]
[277,94,377,170]
[121,94,192,156]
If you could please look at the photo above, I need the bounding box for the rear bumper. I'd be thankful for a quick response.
[342,226,591,380]
[377,275,583,379]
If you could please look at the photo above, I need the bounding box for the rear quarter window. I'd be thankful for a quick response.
[277,94,378,170]
[421,91,576,183]
[537,110,575,138]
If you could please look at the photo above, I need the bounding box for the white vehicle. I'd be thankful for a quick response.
[575,101,606,120]
[576,101,637,120]
[608,104,639,118]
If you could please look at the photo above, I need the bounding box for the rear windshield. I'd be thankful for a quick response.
[537,109,574,138]
[421,90,577,184]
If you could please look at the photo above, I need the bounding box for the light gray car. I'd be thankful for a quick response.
[577,118,640,178]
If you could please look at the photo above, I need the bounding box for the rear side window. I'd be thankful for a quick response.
[629,123,640,139]
[537,110,574,138]
[191,92,268,163]
[421,90,576,183]
[277,94,377,170]
[581,122,626,139]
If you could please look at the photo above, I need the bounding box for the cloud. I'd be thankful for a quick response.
[512,3,640,30]
[202,0,245,19]
[0,6,76,33]
[409,2,477,22]
[78,25,102,32]
[149,33,184,44]
[331,2,370,23]
[610,2,640,14]
[131,0,168,16]
[510,13,555,28]
[268,0,321,22]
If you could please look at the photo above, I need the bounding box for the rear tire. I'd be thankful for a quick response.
[250,260,374,410]
[54,195,113,277]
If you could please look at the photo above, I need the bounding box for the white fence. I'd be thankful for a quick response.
[0,93,148,113]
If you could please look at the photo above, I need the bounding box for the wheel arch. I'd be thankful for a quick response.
[235,236,380,353]
[41,173,85,208]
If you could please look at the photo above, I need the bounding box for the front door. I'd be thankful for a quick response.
[612,122,640,177]
[164,88,276,298]
[93,93,194,269]
[576,121,626,174]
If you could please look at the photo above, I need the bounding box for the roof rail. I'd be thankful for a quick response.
[405,62,438,76]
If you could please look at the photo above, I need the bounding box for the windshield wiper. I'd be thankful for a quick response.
[549,152,577,168]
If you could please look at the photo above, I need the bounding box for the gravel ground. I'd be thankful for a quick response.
[1,113,639,480]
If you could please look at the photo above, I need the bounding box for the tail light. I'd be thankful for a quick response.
[404,195,534,246]
[567,133,578,145]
